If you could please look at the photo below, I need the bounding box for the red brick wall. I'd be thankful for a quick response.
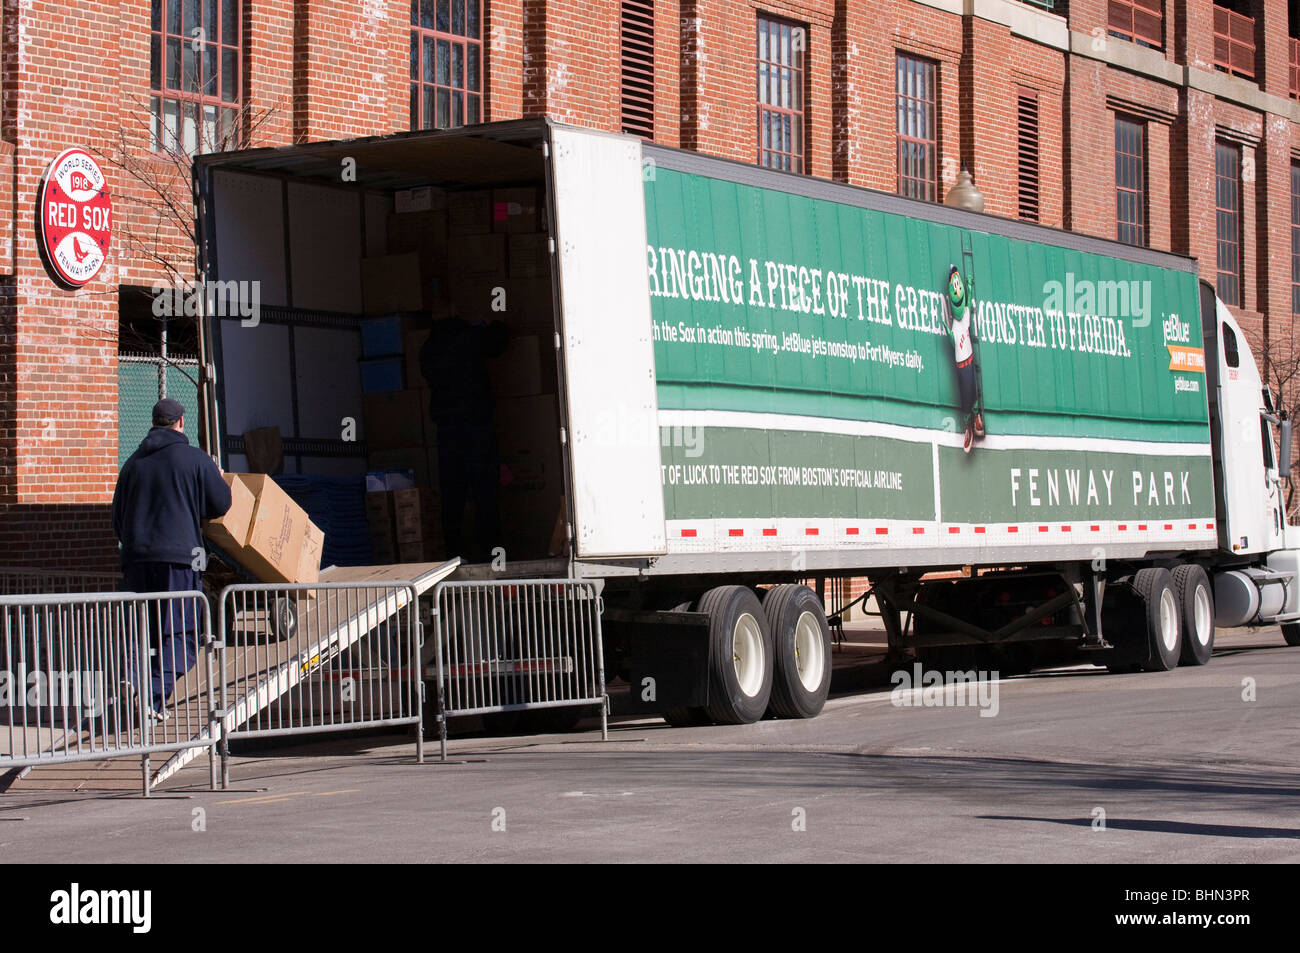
[0,0,1298,573]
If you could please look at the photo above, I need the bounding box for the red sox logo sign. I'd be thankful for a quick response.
[38,147,112,288]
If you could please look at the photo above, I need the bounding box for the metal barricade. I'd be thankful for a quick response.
[1,590,218,795]
[429,579,607,760]
[215,580,423,787]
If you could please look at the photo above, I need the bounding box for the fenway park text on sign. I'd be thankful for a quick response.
[38,148,111,287]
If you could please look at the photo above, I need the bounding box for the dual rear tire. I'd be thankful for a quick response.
[663,584,832,726]
[1107,565,1214,672]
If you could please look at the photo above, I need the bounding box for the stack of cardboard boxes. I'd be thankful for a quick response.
[356,182,565,564]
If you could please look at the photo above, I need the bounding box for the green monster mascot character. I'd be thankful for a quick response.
[941,264,985,453]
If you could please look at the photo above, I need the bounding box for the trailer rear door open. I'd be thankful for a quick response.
[550,127,666,558]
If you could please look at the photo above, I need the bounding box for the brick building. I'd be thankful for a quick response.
[0,0,1298,572]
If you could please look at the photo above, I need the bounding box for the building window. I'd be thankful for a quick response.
[1115,115,1147,247]
[1107,0,1163,49]
[1213,2,1256,80]
[411,0,483,130]
[1017,87,1040,222]
[1291,162,1300,317]
[756,15,806,173]
[621,1,655,139]
[149,0,241,155]
[896,53,938,202]
[1215,140,1243,307]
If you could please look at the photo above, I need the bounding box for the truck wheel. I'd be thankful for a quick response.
[1172,565,1214,666]
[1134,567,1181,672]
[1282,623,1300,647]
[699,586,774,725]
[762,585,832,719]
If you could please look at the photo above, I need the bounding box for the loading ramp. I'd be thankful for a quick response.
[2,561,457,794]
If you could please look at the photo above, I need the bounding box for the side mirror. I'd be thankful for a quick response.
[1281,418,1293,482]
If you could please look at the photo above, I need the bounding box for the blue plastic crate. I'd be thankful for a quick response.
[359,355,405,393]
[360,314,404,357]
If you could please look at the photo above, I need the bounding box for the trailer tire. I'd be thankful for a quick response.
[1133,567,1181,672]
[1282,622,1300,647]
[699,586,774,725]
[1172,565,1214,666]
[762,585,832,719]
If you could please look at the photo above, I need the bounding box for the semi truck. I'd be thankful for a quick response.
[192,119,1300,727]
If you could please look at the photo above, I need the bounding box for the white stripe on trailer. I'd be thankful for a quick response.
[657,408,1212,457]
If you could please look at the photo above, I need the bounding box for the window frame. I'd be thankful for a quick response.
[755,13,807,175]
[1115,113,1148,248]
[1291,161,1300,318]
[895,51,939,203]
[410,0,484,131]
[149,0,243,155]
[1215,140,1243,308]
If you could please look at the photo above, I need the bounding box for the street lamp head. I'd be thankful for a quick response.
[945,164,985,213]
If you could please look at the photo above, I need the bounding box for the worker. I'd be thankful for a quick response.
[111,398,231,723]
[420,316,509,563]
[941,264,984,453]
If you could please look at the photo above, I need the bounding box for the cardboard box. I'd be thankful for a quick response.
[394,186,442,214]
[296,520,325,585]
[493,187,540,233]
[203,472,256,551]
[237,474,311,584]
[448,190,492,235]
[508,232,550,279]
[362,390,424,451]
[448,233,506,281]
[365,491,397,563]
[361,253,423,315]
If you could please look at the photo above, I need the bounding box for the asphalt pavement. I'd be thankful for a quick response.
[1,626,1296,863]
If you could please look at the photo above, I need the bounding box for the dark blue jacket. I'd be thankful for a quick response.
[112,427,232,569]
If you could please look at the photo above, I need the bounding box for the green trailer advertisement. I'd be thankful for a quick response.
[642,155,1215,560]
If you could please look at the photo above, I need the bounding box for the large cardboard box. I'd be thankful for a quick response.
[361,253,423,315]
[448,233,506,281]
[448,190,492,235]
[362,389,424,451]
[508,232,549,279]
[203,472,255,551]
[493,187,540,233]
[296,520,325,584]
[237,474,311,584]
